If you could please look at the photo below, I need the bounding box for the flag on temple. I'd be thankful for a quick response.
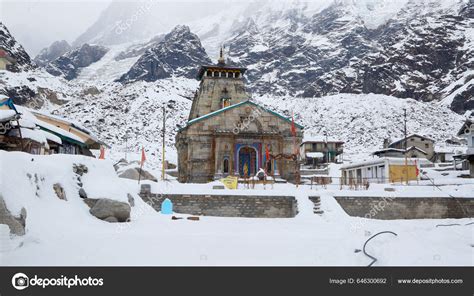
[290,111,296,137]
[99,145,105,159]
[141,147,146,166]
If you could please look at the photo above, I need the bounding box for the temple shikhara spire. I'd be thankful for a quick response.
[218,46,225,65]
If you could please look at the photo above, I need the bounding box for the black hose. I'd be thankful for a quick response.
[363,231,398,267]
[436,223,461,227]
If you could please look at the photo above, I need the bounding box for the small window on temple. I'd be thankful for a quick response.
[235,72,240,78]
[222,98,231,108]
[223,158,229,174]
[206,71,211,77]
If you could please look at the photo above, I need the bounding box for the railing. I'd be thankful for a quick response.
[306,176,423,190]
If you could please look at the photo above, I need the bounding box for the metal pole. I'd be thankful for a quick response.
[124,134,128,161]
[404,108,408,185]
[161,105,166,181]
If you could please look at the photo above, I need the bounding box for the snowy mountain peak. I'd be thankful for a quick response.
[0,22,35,72]
[34,40,72,67]
[118,25,211,83]
[44,44,109,80]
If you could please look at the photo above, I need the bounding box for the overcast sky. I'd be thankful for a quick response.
[0,0,113,56]
[0,0,250,56]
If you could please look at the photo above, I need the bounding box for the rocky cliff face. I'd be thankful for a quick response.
[34,40,72,67]
[118,25,211,83]
[45,44,109,80]
[223,0,473,113]
[0,22,35,71]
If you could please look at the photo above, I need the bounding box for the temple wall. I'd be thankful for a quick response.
[176,102,303,183]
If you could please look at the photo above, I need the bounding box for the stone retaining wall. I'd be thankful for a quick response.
[320,196,474,219]
[139,185,297,218]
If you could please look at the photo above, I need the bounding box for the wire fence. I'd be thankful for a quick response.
[304,176,425,190]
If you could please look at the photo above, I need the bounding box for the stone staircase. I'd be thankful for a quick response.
[310,196,324,215]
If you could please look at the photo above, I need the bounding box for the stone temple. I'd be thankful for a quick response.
[175,50,303,183]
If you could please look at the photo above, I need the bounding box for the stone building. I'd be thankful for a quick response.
[456,119,474,177]
[376,134,435,160]
[176,51,303,183]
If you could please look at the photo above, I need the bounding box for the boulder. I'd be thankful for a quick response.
[0,196,26,236]
[86,198,131,222]
[127,193,135,207]
[118,167,158,182]
[73,164,89,176]
[78,188,88,199]
[140,184,151,195]
[104,216,119,223]
[83,198,98,208]
[53,183,67,200]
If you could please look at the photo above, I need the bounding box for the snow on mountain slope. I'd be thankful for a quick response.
[50,77,198,165]
[46,82,465,168]
[75,43,140,84]
[254,93,465,157]
[0,69,81,109]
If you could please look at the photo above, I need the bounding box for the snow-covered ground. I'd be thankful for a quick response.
[0,151,472,266]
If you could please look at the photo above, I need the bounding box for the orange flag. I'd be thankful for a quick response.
[140,147,146,166]
[99,146,105,159]
[291,111,296,137]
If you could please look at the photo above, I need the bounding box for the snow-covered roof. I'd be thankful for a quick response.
[434,145,467,154]
[16,106,85,145]
[341,157,430,170]
[0,109,17,122]
[407,146,427,155]
[389,133,434,146]
[372,148,405,154]
[39,130,62,145]
[306,152,324,158]
[457,118,473,137]
[30,110,99,140]
[19,127,47,145]
[302,135,344,144]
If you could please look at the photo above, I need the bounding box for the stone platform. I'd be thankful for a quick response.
[140,185,297,218]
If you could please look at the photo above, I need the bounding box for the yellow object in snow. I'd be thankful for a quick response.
[220,176,238,189]
[389,164,417,183]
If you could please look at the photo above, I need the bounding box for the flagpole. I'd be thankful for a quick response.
[138,147,144,184]
[138,161,143,184]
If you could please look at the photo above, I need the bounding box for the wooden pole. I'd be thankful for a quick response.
[138,160,143,184]
[16,119,25,152]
